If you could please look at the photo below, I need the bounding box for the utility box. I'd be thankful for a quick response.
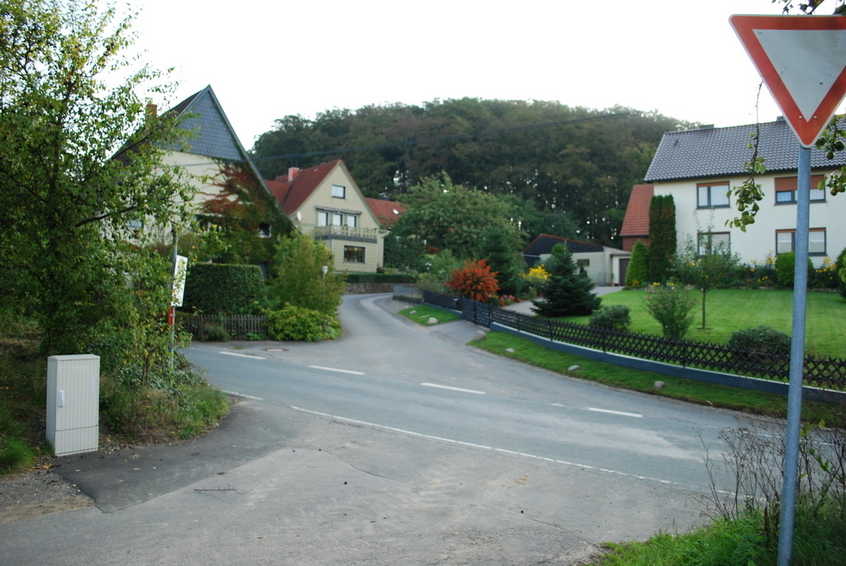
[46,354,100,456]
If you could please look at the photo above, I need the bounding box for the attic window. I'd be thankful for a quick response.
[332,184,346,199]
[258,223,271,238]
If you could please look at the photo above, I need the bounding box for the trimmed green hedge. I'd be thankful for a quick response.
[344,273,417,284]
[181,263,266,315]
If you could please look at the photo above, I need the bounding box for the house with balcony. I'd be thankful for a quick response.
[266,160,384,273]
[622,118,846,267]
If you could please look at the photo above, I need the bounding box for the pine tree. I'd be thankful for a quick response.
[532,244,601,317]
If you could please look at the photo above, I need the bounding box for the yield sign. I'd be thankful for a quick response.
[730,15,846,147]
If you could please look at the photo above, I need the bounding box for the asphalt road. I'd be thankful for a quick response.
[0,294,750,565]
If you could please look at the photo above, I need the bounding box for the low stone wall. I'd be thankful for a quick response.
[345,282,402,295]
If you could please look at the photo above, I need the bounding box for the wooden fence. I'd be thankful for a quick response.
[180,314,268,341]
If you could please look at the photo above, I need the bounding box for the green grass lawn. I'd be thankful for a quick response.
[565,288,846,358]
[399,304,461,326]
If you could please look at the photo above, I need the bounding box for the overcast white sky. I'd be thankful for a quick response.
[128,0,804,150]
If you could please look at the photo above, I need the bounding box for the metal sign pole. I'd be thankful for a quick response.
[777,145,811,566]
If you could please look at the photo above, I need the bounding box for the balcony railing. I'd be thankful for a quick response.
[311,225,379,243]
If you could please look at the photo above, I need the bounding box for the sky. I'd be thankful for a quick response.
[127,0,809,151]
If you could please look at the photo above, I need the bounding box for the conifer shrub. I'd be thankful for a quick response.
[626,240,650,287]
[532,244,601,317]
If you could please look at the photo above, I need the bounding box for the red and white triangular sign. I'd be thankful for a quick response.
[730,15,846,147]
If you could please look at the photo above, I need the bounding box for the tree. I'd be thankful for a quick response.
[268,233,346,316]
[0,0,194,354]
[392,173,521,261]
[479,225,527,296]
[674,235,740,329]
[626,240,650,287]
[532,244,601,317]
[647,195,676,283]
[251,99,687,246]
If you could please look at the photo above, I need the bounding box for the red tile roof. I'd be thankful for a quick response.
[620,184,654,239]
[365,198,405,226]
[268,160,341,214]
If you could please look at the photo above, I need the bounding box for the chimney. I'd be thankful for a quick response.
[288,167,300,182]
[146,103,158,118]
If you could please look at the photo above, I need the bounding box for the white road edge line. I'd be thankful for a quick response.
[588,407,643,418]
[218,351,266,360]
[221,390,264,401]
[309,365,365,375]
[420,382,485,395]
[291,406,493,450]
[290,406,688,489]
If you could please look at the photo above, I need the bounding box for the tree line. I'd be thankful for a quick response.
[251,99,691,246]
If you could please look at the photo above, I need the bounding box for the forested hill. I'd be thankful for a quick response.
[250,98,691,246]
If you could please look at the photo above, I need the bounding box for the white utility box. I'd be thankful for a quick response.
[46,354,100,456]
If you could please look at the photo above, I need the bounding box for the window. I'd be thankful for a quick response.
[697,182,730,208]
[697,231,730,255]
[345,214,357,227]
[776,228,826,255]
[332,184,346,198]
[344,245,365,263]
[258,223,271,238]
[576,259,590,267]
[775,176,826,204]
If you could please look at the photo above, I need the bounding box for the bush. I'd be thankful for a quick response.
[182,263,266,315]
[588,305,632,331]
[265,304,338,342]
[625,240,649,287]
[446,259,500,302]
[774,251,813,287]
[643,283,696,339]
[727,326,791,357]
[836,247,846,299]
[269,233,346,316]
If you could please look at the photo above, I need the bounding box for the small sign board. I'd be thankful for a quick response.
[730,15,846,147]
[171,255,188,307]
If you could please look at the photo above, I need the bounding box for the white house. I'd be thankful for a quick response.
[639,118,846,267]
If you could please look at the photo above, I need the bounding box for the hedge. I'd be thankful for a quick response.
[181,263,266,315]
[344,273,417,284]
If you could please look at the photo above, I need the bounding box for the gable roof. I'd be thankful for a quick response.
[167,85,248,162]
[365,198,405,226]
[523,234,605,257]
[269,160,342,214]
[644,119,846,182]
[619,184,653,238]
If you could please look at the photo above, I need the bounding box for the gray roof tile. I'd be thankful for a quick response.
[644,119,846,182]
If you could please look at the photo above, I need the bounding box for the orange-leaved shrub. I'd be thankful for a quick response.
[447,259,500,302]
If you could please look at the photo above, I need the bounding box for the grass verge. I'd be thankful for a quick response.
[399,304,461,326]
[472,331,846,427]
[1,317,229,473]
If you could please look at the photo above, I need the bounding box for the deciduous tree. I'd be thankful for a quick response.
[0,0,194,354]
